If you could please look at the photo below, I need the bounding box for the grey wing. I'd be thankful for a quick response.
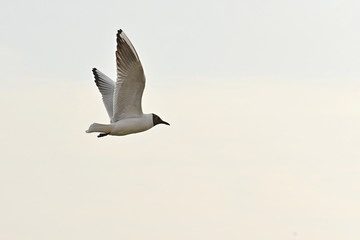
[112,29,146,122]
[92,68,115,122]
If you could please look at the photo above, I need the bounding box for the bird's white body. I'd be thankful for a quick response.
[86,29,169,137]
[87,114,154,136]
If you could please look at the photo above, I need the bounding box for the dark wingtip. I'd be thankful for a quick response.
[116,29,124,47]
[117,29,123,39]
[92,68,100,85]
[92,68,98,77]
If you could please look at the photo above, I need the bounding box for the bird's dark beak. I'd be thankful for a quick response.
[161,120,170,126]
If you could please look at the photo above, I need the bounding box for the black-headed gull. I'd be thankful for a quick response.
[86,29,169,137]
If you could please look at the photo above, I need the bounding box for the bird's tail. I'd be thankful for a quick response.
[86,123,112,134]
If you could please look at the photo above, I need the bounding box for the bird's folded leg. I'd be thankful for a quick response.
[97,133,109,138]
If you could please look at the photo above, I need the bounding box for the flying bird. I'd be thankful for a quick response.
[86,29,169,137]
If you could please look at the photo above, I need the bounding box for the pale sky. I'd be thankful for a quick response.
[1,0,360,239]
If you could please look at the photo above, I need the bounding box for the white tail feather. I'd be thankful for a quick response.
[86,123,112,133]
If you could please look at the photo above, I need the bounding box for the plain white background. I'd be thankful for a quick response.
[1,0,360,239]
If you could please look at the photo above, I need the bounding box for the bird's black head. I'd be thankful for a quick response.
[152,114,170,126]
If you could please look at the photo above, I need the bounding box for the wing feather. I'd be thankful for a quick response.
[112,30,145,121]
[92,68,115,121]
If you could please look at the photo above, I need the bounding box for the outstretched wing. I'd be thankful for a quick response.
[112,29,145,122]
[92,68,115,121]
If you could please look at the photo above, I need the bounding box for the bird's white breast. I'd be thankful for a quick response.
[110,114,153,136]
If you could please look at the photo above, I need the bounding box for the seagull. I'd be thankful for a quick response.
[86,29,169,137]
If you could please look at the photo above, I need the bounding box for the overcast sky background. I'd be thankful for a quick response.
[1,0,360,239]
